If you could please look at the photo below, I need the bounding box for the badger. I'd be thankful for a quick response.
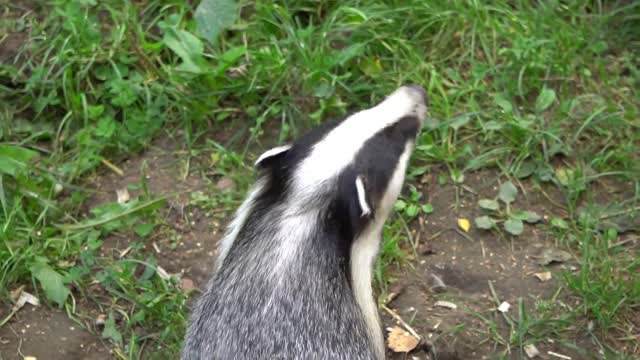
[182,85,428,360]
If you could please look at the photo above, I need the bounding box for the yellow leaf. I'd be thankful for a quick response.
[555,167,573,186]
[457,218,470,232]
[387,326,419,353]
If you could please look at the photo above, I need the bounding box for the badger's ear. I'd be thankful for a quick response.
[354,176,372,218]
[254,145,292,168]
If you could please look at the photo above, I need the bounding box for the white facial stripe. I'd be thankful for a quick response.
[293,87,425,193]
[355,176,371,217]
[350,141,414,360]
[255,145,292,166]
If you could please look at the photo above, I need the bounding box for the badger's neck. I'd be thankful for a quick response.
[350,142,414,360]
[350,222,385,360]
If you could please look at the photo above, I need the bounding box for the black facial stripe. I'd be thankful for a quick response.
[387,115,421,142]
[352,115,420,205]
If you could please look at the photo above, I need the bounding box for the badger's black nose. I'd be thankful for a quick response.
[405,84,428,106]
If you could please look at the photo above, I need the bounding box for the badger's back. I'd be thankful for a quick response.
[183,227,376,359]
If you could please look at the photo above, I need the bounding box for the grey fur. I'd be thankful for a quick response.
[182,86,427,360]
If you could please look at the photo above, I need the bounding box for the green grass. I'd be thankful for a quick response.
[1,0,639,358]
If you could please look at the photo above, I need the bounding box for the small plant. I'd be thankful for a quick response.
[474,181,541,236]
[394,185,434,219]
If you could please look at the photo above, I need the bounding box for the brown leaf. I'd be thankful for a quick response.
[216,177,235,192]
[10,286,25,302]
[181,277,196,291]
[536,248,572,266]
[12,289,40,312]
[116,188,130,204]
[524,343,540,358]
[387,326,419,353]
[434,300,457,310]
[533,271,552,282]
[95,314,107,327]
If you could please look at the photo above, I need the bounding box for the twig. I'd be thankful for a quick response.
[382,305,421,340]
[454,228,474,242]
[608,236,638,249]
[100,157,124,176]
[548,351,572,359]
[600,206,640,220]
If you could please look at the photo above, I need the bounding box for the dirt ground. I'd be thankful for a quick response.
[1,130,613,360]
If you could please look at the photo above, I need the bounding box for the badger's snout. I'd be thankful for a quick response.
[385,84,428,125]
[404,84,429,107]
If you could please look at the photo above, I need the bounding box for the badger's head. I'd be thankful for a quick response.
[255,85,428,239]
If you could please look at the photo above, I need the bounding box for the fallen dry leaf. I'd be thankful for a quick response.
[10,285,25,302]
[384,283,405,305]
[13,290,40,312]
[181,277,195,291]
[457,218,471,232]
[95,314,106,326]
[524,344,540,358]
[536,248,572,266]
[498,301,511,313]
[216,177,235,192]
[226,64,248,78]
[434,300,457,310]
[387,326,419,353]
[533,271,552,282]
[156,266,171,281]
[116,188,130,204]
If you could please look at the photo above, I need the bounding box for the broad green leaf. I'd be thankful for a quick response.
[483,120,503,131]
[514,160,536,179]
[102,312,123,345]
[31,262,70,307]
[551,217,569,229]
[450,169,464,184]
[313,81,333,98]
[394,199,406,211]
[213,46,246,75]
[475,215,496,230]
[535,87,556,112]
[163,28,207,73]
[95,116,116,138]
[406,204,419,217]
[589,40,608,54]
[106,77,138,107]
[511,210,542,223]
[135,223,155,238]
[87,104,104,119]
[195,0,238,44]
[334,43,365,67]
[421,203,434,214]
[494,94,512,113]
[504,219,524,235]
[498,181,518,204]
[0,145,38,177]
[449,114,471,131]
[478,199,499,211]
[359,57,383,77]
